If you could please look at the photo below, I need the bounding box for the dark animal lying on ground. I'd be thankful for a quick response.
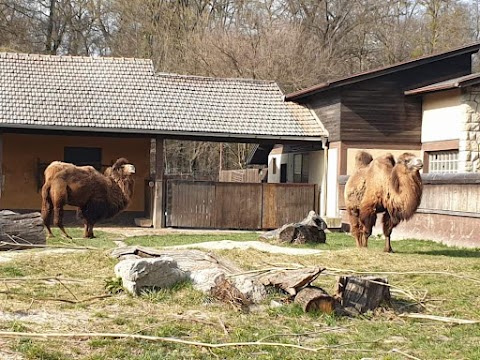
[41,158,135,239]
[344,151,423,252]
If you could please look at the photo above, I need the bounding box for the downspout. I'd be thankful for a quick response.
[321,137,329,218]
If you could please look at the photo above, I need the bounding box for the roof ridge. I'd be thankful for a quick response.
[156,72,277,85]
[0,52,154,65]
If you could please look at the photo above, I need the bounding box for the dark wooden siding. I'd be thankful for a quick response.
[302,53,473,144]
[308,92,341,142]
[340,80,422,143]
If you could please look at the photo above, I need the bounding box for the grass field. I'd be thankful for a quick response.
[0,229,479,359]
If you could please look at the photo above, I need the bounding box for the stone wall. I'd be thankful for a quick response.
[461,87,480,172]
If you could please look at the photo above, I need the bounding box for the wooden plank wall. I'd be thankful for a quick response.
[218,169,263,183]
[166,180,316,229]
[419,184,480,215]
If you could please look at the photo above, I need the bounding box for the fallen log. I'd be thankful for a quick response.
[294,287,336,314]
[335,276,391,315]
[0,210,46,250]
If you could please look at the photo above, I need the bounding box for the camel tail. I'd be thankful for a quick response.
[41,182,52,220]
[355,151,373,169]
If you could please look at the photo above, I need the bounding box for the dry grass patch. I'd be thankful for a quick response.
[0,231,478,359]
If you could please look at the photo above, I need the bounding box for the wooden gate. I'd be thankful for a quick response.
[165,180,316,230]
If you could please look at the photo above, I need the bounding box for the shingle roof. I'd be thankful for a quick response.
[285,42,480,101]
[405,73,480,95]
[0,52,325,140]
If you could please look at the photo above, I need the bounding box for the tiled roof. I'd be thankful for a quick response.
[0,52,325,140]
[405,73,480,95]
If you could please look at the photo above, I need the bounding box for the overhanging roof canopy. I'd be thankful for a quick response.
[286,42,480,101]
[405,73,480,95]
[0,52,326,142]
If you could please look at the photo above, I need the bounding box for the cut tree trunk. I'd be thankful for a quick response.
[294,286,336,314]
[259,210,327,244]
[335,276,391,315]
[0,211,46,250]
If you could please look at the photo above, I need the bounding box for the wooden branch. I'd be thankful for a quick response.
[0,290,111,304]
[0,276,84,283]
[324,268,480,285]
[0,331,321,352]
[390,348,423,360]
[0,241,97,250]
[400,313,479,324]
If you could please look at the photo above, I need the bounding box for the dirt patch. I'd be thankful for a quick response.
[0,248,88,264]
[169,240,323,256]
[99,226,260,238]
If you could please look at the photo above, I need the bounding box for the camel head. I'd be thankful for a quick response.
[111,158,136,176]
[396,153,423,172]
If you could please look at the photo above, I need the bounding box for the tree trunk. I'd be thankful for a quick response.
[335,276,391,315]
[0,211,46,250]
[294,286,336,314]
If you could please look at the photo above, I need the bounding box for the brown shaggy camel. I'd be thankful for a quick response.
[41,158,135,239]
[43,161,97,183]
[344,151,423,252]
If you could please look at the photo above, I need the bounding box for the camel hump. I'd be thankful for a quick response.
[374,153,395,168]
[355,151,373,169]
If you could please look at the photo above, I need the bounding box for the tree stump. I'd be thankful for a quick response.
[294,287,336,314]
[0,211,46,250]
[259,211,327,244]
[335,276,391,315]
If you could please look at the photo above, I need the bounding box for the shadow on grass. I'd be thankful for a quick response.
[390,298,425,314]
[397,246,480,258]
[408,249,480,258]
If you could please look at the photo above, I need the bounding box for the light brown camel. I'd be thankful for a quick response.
[41,158,135,239]
[344,151,423,252]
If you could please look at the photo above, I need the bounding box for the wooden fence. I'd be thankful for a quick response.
[165,180,316,230]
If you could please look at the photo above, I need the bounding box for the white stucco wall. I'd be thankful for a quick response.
[267,153,284,183]
[421,89,464,143]
[326,148,338,218]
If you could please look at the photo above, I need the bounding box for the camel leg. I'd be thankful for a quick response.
[85,223,95,239]
[347,211,363,247]
[53,206,72,239]
[41,204,54,238]
[382,213,398,253]
[359,208,377,248]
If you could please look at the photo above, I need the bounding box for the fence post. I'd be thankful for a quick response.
[152,137,165,228]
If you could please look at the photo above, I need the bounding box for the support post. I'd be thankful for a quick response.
[0,132,3,202]
[152,137,165,228]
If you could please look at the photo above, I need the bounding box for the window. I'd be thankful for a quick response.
[272,157,277,175]
[428,150,458,173]
[64,147,102,171]
[293,153,309,183]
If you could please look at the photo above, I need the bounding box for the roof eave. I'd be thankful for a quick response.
[0,124,326,142]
